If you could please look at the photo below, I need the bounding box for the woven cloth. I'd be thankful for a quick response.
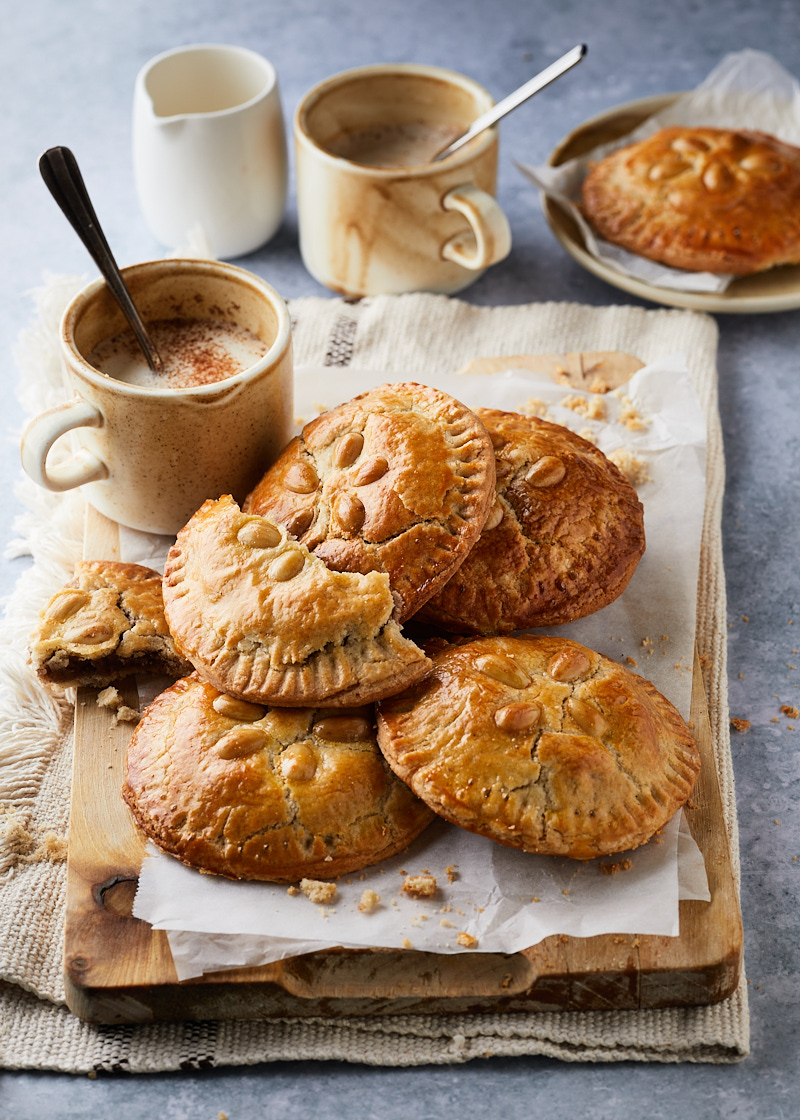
[0,279,749,1071]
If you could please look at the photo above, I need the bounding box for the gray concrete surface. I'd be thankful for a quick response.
[2,0,799,1116]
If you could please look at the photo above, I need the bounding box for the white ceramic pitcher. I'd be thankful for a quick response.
[133,44,288,259]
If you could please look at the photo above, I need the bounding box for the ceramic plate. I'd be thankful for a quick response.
[542,93,800,314]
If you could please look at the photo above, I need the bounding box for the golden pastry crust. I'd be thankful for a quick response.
[122,674,433,881]
[377,636,700,859]
[581,126,800,274]
[416,410,645,633]
[243,382,496,621]
[29,560,191,689]
[163,495,431,707]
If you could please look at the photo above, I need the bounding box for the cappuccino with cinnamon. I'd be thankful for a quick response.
[89,318,267,389]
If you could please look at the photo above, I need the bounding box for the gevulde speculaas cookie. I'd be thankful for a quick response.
[376,635,700,860]
[29,559,191,689]
[162,495,431,708]
[123,673,434,881]
[243,382,496,622]
[581,126,800,275]
[416,409,645,634]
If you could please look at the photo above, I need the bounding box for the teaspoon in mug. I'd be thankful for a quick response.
[433,44,587,162]
[39,146,164,374]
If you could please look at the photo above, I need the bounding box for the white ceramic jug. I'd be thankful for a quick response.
[133,44,288,259]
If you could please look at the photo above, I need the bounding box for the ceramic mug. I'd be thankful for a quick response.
[294,63,512,297]
[20,259,294,536]
[133,44,288,258]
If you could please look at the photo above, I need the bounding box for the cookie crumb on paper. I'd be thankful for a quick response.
[402,873,437,899]
[300,878,337,904]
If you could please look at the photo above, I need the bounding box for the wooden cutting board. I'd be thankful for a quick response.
[63,353,743,1024]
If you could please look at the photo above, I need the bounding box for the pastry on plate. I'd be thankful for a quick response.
[243,382,496,621]
[415,409,645,633]
[377,635,700,859]
[581,126,800,274]
[122,673,433,881]
[30,560,191,689]
[163,495,431,707]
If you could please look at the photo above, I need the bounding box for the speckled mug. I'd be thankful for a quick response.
[294,63,512,297]
[20,259,293,535]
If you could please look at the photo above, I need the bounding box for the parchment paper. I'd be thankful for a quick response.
[517,49,800,293]
[126,353,711,979]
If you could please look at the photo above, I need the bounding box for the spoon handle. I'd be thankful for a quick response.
[433,44,587,162]
[39,146,164,373]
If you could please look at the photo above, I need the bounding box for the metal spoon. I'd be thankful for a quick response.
[433,43,587,162]
[39,145,164,374]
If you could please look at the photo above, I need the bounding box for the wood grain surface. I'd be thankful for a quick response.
[62,353,743,1024]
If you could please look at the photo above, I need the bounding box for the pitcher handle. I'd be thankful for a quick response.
[440,183,512,270]
[21,399,108,492]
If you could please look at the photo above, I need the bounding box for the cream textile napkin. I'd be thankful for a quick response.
[0,281,749,1070]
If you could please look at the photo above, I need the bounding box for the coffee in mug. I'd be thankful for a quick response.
[20,259,293,535]
[294,63,512,297]
[88,318,267,389]
[325,122,463,168]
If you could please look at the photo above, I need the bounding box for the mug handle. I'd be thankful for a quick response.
[440,183,512,270]
[21,399,108,492]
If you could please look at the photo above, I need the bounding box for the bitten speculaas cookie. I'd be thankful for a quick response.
[243,382,496,621]
[162,494,431,708]
[377,635,700,860]
[416,409,645,634]
[581,126,800,274]
[123,673,433,881]
[29,559,192,689]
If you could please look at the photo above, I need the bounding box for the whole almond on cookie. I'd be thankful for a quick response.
[243,382,496,622]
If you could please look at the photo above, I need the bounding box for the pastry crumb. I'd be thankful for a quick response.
[113,704,141,724]
[299,878,337,904]
[96,685,123,709]
[402,873,437,898]
[519,397,552,420]
[357,889,381,913]
[32,831,69,863]
[781,705,799,719]
[0,808,67,864]
[96,686,140,724]
[456,932,478,949]
[445,864,458,884]
[286,885,299,896]
[560,393,606,421]
[616,395,650,431]
[601,858,632,875]
[608,449,652,486]
[402,937,413,949]
[730,718,751,732]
